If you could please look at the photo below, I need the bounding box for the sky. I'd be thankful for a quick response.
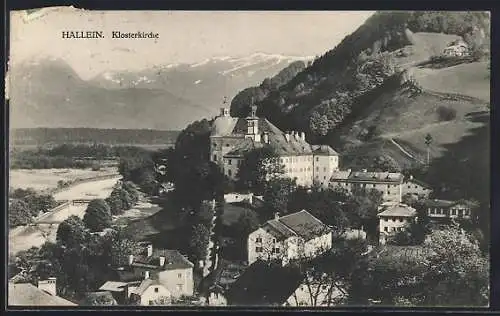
[10,8,374,79]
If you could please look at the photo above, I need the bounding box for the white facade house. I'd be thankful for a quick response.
[377,203,417,245]
[247,210,332,265]
[210,106,339,187]
[443,40,469,57]
[402,175,432,198]
[421,199,475,220]
[330,170,404,203]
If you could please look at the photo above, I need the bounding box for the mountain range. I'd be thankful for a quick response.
[8,53,312,130]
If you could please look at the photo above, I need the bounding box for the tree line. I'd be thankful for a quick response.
[9,188,59,228]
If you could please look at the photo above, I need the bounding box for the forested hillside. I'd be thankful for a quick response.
[229,11,491,232]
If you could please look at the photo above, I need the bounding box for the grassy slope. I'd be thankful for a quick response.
[413,61,490,102]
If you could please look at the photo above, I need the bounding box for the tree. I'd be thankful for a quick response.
[421,228,489,306]
[188,223,210,263]
[56,216,89,248]
[424,133,433,165]
[122,181,140,204]
[9,199,32,227]
[262,177,297,219]
[346,188,383,235]
[236,147,285,194]
[83,199,112,232]
[109,230,141,267]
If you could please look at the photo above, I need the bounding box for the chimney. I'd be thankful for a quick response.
[262,132,269,144]
[37,277,57,296]
[347,168,352,173]
[274,212,280,220]
[159,256,165,267]
[294,131,300,141]
[144,271,150,279]
[410,175,414,180]
[284,132,290,142]
[128,254,134,265]
[300,131,305,141]
[147,244,153,257]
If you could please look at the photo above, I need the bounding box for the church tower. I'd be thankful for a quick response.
[245,103,260,142]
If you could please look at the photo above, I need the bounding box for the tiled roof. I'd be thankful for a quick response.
[263,219,296,240]
[224,138,263,157]
[8,283,77,306]
[405,177,432,189]
[262,210,330,241]
[348,171,403,183]
[225,260,303,306]
[113,268,145,282]
[378,204,417,217]
[330,170,351,181]
[214,114,337,157]
[133,249,194,271]
[312,145,339,156]
[133,279,168,296]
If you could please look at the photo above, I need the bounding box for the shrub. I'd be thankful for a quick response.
[437,106,457,121]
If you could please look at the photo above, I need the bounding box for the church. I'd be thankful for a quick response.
[209,105,339,187]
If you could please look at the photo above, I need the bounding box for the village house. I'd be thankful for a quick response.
[8,277,77,306]
[129,279,172,306]
[103,244,195,304]
[401,175,432,198]
[420,199,475,221]
[210,105,339,187]
[443,39,470,57]
[330,169,404,203]
[247,210,332,265]
[377,203,417,245]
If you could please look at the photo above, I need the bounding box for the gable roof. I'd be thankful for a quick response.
[132,249,194,271]
[378,204,417,217]
[133,279,169,296]
[8,283,77,306]
[225,260,303,306]
[261,210,330,241]
[312,145,339,156]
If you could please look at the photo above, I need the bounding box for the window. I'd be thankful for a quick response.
[154,287,159,293]
[316,167,319,172]
[373,184,376,188]
[392,227,396,232]
[256,247,263,252]
[228,170,232,176]
[149,300,154,305]
[256,237,262,243]
[384,227,388,232]
[363,183,366,188]
[177,284,183,291]
[225,144,230,147]
[323,167,327,172]
[414,185,418,189]
[273,247,280,254]
[178,273,182,278]
[228,159,232,165]
[316,157,319,162]
[213,155,217,161]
